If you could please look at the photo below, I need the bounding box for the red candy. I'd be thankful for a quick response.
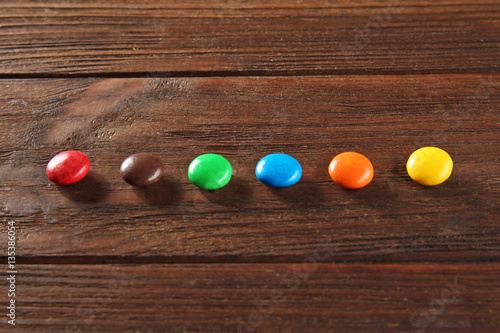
[46,151,90,185]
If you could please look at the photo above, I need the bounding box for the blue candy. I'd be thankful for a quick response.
[255,153,302,187]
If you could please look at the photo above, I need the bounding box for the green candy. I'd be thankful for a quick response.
[188,154,232,190]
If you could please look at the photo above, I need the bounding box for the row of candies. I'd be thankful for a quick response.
[46,147,453,189]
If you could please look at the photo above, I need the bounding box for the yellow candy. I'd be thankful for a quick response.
[406,147,453,186]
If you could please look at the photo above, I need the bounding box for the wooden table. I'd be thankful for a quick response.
[1,1,499,332]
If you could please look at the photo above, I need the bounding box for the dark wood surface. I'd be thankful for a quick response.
[13,264,500,332]
[1,75,499,262]
[0,1,499,332]
[1,0,499,76]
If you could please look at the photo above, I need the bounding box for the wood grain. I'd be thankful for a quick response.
[0,0,499,76]
[1,1,499,331]
[0,75,498,261]
[6,263,499,332]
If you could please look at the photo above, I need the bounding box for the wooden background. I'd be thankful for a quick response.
[0,0,499,332]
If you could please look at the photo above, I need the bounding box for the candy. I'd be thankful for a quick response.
[120,153,164,187]
[255,153,302,187]
[46,150,90,185]
[328,152,373,189]
[406,147,453,186]
[188,154,232,190]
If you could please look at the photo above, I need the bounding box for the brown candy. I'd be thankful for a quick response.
[120,153,164,187]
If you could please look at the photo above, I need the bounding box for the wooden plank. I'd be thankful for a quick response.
[5,263,499,332]
[0,0,499,76]
[0,75,499,261]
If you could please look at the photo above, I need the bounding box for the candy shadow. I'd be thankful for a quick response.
[268,173,327,207]
[133,176,180,205]
[390,156,451,198]
[392,156,410,182]
[199,176,253,206]
[338,178,399,202]
[58,171,110,204]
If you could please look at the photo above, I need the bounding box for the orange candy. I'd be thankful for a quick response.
[328,152,374,189]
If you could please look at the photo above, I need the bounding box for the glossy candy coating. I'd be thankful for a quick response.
[188,154,232,190]
[406,147,453,186]
[328,152,374,189]
[255,153,302,187]
[46,150,90,185]
[120,153,164,187]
